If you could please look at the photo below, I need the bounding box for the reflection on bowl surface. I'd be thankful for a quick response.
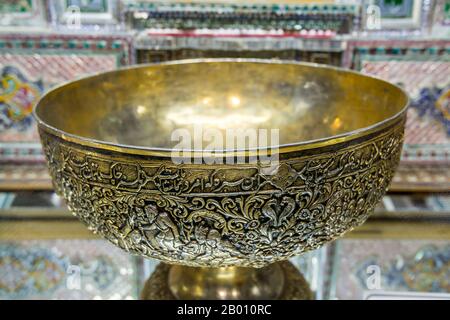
[35,59,407,150]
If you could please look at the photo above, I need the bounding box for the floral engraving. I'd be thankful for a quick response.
[40,124,404,267]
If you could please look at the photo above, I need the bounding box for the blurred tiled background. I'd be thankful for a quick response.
[0,0,448,299]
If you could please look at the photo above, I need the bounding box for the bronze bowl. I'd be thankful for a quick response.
[34,59,408,298]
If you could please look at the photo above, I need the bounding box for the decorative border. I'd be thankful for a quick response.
[0,34,132,65]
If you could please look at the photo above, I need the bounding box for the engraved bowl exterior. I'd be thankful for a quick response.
[38,122,404,267]
[35,59,408,268]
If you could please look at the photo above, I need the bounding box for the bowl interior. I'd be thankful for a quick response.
[35,60,407,150]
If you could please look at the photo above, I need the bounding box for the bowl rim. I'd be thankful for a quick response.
[33,58,409,158]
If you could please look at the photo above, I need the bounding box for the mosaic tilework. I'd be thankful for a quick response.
[345,41,450,164]
[432,0,450,36]
[331,239,450,300]
[0,192,15,208]
[4,160,447,193]
[0,0,48,28]
[136,47,343,66]
[0,239,139,300]
[0,164,52,190]
[0,34,132,159]
[141,246,330,300]
[0,53,118,142]
[125,2,358,35]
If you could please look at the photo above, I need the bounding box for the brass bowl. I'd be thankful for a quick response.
[34,59,408,269]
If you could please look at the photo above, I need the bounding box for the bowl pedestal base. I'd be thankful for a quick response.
[140,261,313,300]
